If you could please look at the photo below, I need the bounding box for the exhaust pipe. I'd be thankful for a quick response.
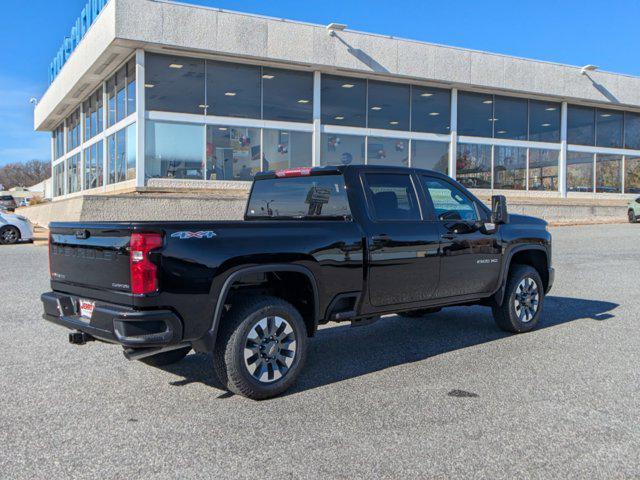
[123,343,190,361]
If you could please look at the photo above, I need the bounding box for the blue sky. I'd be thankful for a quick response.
[1,0,639,166]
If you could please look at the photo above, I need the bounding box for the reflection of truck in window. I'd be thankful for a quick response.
[42,165,553,399]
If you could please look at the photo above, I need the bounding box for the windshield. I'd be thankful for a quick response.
[246,175,351,220]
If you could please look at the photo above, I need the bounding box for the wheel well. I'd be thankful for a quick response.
[509,249,549,290]
[225,270,317,337]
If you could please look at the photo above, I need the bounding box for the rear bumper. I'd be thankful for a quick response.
[41,291,184,347]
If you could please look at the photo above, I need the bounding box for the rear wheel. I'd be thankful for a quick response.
[0,226,20,245]
[139,346,191,367]
[213,295,308,400]
[629,209,637,224]
[492,264,544,333]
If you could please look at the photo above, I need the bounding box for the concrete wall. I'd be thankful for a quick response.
[18,193,627,227]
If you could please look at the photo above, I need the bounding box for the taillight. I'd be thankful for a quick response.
[130,233,163,295]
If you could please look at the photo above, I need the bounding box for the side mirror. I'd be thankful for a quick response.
[491,195,509,225]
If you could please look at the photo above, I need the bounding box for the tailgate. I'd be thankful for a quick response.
[49,223,133,296]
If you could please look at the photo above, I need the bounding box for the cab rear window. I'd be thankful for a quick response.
[246,175,351,220]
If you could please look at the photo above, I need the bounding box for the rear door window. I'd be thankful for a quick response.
[364,173,421,221]
[246,175,351,219]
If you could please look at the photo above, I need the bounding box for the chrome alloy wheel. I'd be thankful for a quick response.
[1,227,18,244]
[514,277,539,323]
[244,316,297,383]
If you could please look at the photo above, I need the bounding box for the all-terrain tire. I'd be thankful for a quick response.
[139,346,191,366]
[492,264,544,333]
[212,295,308,400]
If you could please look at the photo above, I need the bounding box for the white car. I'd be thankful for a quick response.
[0,209,34,245]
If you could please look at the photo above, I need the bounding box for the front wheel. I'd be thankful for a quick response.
[213,295,308,400]
[492,265,544,333]
[0,226,20,245]
[629,209,637,224]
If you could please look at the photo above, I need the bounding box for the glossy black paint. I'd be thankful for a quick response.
[43,165,552,349]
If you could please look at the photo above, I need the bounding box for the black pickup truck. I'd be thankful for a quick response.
[42,165,554,399]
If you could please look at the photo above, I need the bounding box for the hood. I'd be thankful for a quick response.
[508,213,548,227]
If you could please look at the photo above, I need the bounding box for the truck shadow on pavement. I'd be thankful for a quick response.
[162,295,617,396]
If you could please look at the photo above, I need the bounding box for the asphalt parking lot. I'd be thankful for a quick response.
[1,224,638,479]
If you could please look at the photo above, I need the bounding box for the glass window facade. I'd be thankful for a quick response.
[626,156,640,193]
[596,109,623,148]
[411,87,450,134]
[83,87,103,141]
[494,146,526,190]
[367,137,409,166]
[107,124,136,184]
[67,154,81,194]
[207,60,260,118]
[493,96,527,140]
[567,151,594,192]
[206,126,260,181]
[146,53,206,115]
[321,75,367,128]
[83,141,104,190]
[529,149,559,191]
[367,81,410,131]
[263,129,312,171]
[567,105,595,146]
[146,121,204,180]
[595,154,621,193]
[53,124,64,159]
[625,113,640,150]
[456,143,492,189]
[529,100,560,142]
[66,108,81,152]
[321,133,365,166]
[457,92,494,137]
[262,67,313,122]
[411,140,449,174]
[53,162,64,197]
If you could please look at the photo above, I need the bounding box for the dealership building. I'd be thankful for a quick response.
[34,0,640,204]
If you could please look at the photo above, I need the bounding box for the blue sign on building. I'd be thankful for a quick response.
[48,0,109,84]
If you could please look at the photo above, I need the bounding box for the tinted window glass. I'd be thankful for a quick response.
[422,176,478,222]
[567,105,595,145]
[321,75,366,127]
[529,149,559,191]
[126,58,136,116]
[624,112,640,150]
[367,137,409,166]
[626,156,640,193]
[456,143,492,189]
[116,67,126,123]
[145,121,204,180]
[411,140,449,174]
[146,53,205,115]
[367,80,410,131]
[262,67,313,122]
[567,151,594,192]
[320,133,365,166]
[364,173,420,221]
[595,154,621,193]
[206,60,260,118]
[596,109,623,148]
[529,100,560,142]
[458,91,493,137]
[411,86,450,134]
[247,175,351,219]
[493,96,527,140]
[205,125,260,181]
[494,146,526,190]
[262,129,312,171]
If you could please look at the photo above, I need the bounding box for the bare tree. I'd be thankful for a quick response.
[0,160,50,190]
